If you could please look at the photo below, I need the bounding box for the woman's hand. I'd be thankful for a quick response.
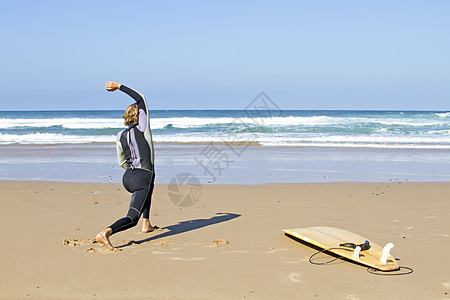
[105,81,121,92]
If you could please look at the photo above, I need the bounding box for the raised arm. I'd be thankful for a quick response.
[105,81,146,111]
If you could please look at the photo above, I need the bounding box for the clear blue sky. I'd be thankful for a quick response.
[1,1,449,110]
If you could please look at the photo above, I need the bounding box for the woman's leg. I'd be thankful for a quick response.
[141,174,156,232]
[109,169,153,234]
[96,169,153,249]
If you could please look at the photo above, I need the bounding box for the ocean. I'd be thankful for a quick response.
[1,110,449,148]
[1,110,450,183]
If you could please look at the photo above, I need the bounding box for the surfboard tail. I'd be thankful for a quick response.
[380,243,394,264]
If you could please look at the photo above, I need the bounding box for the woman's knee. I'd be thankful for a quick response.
[126,209,141,225]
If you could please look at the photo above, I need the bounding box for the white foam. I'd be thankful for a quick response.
[2,130,449,148]
[436,112,450,118]
[0,133,115,144]
[150,117,237,129]
[0,118,123,129]
[1,114,449,130]
[257,135,450,148]
[155,133,450,149]
[150,116,338,129]
[376,119,446,127]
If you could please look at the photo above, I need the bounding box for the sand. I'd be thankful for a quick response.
[1,180,450,299]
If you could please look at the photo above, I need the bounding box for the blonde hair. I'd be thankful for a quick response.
[123,103,139,126]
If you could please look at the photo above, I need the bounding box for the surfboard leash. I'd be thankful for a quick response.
[308,247,344,265]
[367,266,413,276]
[308,247,414,276]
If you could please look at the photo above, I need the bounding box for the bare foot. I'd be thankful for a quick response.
[96,228,116,250]
[141,219,158,233]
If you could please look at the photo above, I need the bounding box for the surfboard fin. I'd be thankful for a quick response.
[352,246,361,259]
[380,243,394,264]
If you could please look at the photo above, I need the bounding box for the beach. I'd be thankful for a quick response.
[1,180,450,299]
[2,0,450,297]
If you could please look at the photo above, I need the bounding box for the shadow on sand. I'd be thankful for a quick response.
[117,212,240,249]
[285,233,348,266]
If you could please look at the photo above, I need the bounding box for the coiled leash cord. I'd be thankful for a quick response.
[308,246,413,276]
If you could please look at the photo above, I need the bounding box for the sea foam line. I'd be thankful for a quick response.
[0,118,123,129]
[0,133,115,144]
[1,115,449,130]
[1,132,450,149]
[435,112,450,118]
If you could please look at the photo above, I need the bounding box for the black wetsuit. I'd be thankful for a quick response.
[109,85,155,234]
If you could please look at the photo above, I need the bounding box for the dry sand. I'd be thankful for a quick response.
[1,180,450,299]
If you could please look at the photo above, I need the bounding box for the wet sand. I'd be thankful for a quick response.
[1,180,450,299]
[1,144,450,184]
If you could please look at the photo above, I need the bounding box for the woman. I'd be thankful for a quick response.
[96,81,157,250]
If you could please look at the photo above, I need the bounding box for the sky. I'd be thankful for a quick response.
[0,1,449,111]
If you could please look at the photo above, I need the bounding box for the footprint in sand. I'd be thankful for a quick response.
[288,273,301,283]
[62,238,97,247]
[62,238,80,247]
[158,240,173,246]
[62,238,124,253]
[86,247,121,253]
[208,239,229,247]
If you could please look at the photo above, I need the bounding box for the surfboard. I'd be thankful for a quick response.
[283,226,399,271]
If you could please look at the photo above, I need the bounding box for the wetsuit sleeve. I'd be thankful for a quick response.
[119,85,146,111]
[119,84,148,132]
